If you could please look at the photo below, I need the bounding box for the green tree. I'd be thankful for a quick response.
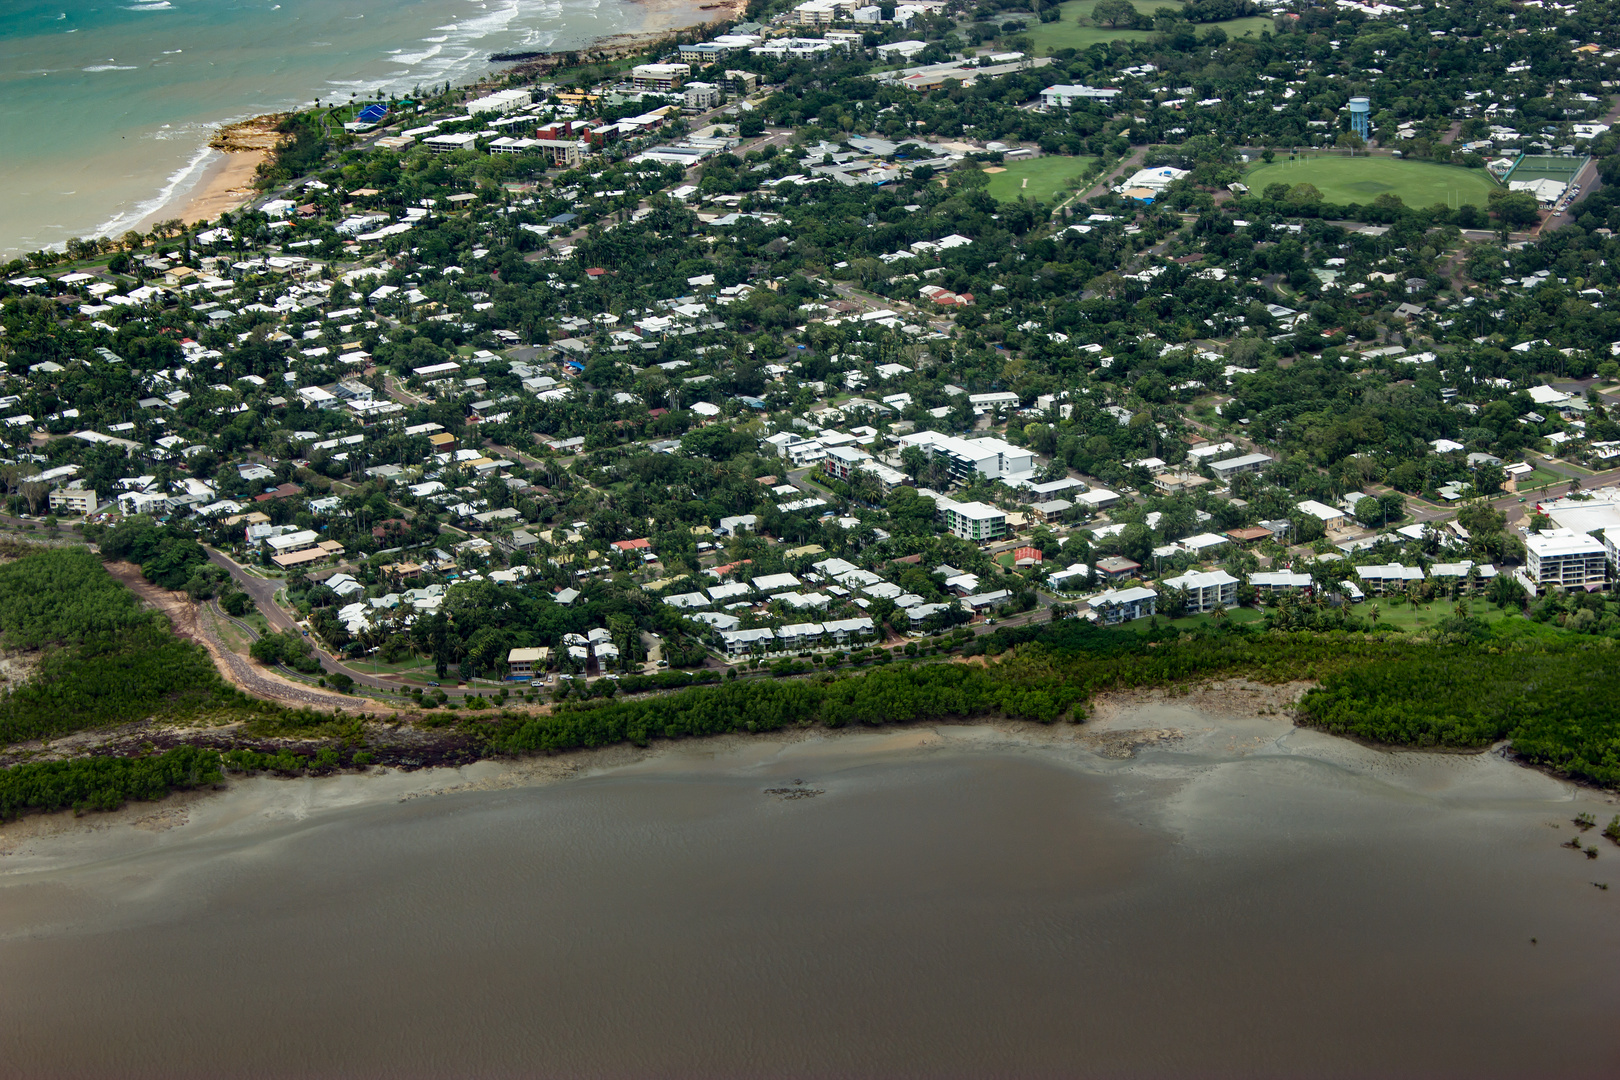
[1488,189,1540,230]
[1473,463,1506,498]
[1286,183,1324,206]
[1487,572,1524,609]
[1092,0,1139,26]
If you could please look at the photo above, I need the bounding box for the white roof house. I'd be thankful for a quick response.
[751,572,803,593]
[1297,500,1346,523]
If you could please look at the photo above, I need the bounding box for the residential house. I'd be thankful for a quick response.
[1094,556,1141,582]
[506,646,551,679]
[1225,526,1273,546]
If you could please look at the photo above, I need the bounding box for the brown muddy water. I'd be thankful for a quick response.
[2,703,1619,1079]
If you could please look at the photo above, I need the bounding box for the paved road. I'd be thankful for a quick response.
[1541,94,1620,227]
[200,599,367,710]
[1070,147,1148,210]
[203,546,477,700]
[1399,460,1620,531]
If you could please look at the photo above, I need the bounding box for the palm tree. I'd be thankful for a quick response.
[1209,605,1228,627]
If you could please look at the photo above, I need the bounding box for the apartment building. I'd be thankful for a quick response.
[1161,569,1238,612]
[935,496,1007,543]
[1525,528,1608,590]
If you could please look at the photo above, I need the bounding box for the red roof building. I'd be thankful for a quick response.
[253,483,302,503]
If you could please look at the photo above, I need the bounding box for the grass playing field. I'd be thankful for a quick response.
[984,155,1099,203]
[1244,155,1499,208]
[1022,0,1271,52]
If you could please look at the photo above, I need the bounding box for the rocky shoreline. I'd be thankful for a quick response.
[208,115,290,155]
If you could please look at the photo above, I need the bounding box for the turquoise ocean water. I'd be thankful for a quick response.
[0,0,701,258]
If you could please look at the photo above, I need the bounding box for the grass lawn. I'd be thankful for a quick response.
[1024,0,1271,51]
[984,155,1099,203]
[1355,599,1520,632]
[1141,602,1529,634]
[1244,155,1498,209]
[1511,467,1568,494]
[1152,606,1267,632]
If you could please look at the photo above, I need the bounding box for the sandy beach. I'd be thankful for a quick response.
[74,0,733,245]
[132,148,267,235]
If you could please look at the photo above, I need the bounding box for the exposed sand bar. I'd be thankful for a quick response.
[3,698,1620,1076]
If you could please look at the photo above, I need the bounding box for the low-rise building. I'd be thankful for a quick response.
[1249,570,1312,596]
[632,63,690,91]
[1209,452,1273,482]
[1029,498,1073,524]
[1094,556,1141,582]
[264,529,321,556]
[48,483,97,516]
[1089,586,1157,624]
[1429,561,1496,590]
[271,540,344,570]
[897,430,1033,482]
[1353,563,1426,594]
[1161,569,1238,612]
[506,646,551,679]
[1039,84,1121,110]
[684,81,723,110]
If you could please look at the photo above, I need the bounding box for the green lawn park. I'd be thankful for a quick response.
[1024,0,1272,52]
[984,155,1099,203]
[1245,155,1498,209]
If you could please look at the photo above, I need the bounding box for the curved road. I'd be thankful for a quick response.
[200,599,370,711]
[203,547,476,700]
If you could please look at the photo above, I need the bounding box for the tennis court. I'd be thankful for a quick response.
[1504,154,1587,185]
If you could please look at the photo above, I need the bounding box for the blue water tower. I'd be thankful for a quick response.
[1349,97,1371,141]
